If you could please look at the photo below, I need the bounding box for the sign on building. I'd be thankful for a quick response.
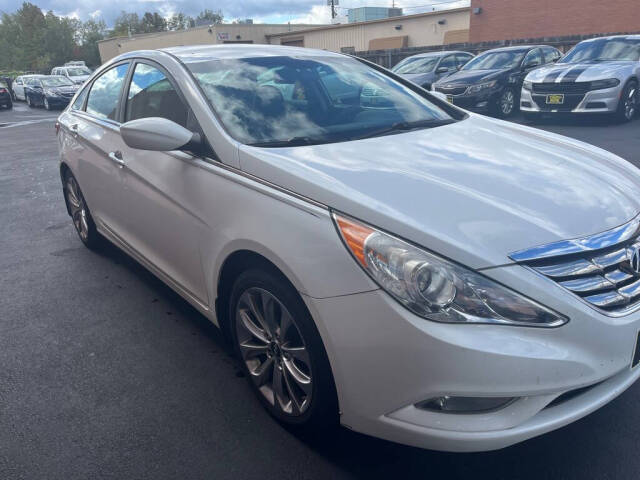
[217,32,230,41]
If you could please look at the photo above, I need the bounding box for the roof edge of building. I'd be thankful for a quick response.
[98,23,329,44]
[266,7,471,38]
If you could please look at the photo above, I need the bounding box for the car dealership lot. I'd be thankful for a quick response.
[2,103,640,479]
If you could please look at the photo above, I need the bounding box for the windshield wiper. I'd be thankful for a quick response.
[247,136,327,148]
[353,119,456,141]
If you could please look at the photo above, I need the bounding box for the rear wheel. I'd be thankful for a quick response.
[63,171,102,250]
[229,268,338,430]
[615,80,638,123]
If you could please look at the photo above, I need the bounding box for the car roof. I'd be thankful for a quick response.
[580,34,640,43]
[161,44,347,61]
[480,45,546,53]
[403,50,472,59]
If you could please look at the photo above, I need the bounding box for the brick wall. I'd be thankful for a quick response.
[470,0,640,42]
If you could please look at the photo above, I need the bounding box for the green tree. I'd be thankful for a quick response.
[167,12,194,31]
[196,9,223,24]
[77,19,108,67]
[141,12,166,33]
[110,11,142,37]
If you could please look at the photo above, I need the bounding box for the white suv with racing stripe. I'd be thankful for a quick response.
[521,35,640,122]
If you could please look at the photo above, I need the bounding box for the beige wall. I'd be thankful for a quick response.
[269,9,470,52]
[98,24,321,63]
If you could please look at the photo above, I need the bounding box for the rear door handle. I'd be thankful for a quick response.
[108,150,125,167]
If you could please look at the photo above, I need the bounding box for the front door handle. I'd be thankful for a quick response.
[108,150,125,168]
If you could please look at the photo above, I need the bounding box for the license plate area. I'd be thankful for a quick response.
[633,331,640,369]
[546,94,565,105]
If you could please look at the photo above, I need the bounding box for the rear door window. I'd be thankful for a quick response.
[86,63,129,121]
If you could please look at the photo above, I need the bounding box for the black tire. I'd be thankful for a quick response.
[62,170,102,250]
[26,95,33,108]
[44,97,51,111]
[493,87,517,118]
[229,268,338,431]
[615,80,638,123]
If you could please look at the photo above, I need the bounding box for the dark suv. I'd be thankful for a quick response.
[433,45,562,117]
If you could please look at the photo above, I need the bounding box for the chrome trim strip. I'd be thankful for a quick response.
[559,275,613,293]
[509,214,640,262]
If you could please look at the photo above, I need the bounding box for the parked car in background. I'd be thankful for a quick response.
[25,75,79,110]
[521,35,640,122]
[391,51,474,90]
[0,80,12,109]
[433,45,562,117]
[12,74,44,101]
[51,65,92,85]
[57,44,640,452]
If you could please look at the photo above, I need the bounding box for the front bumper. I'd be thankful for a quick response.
[435,86,502,113]
[47,95,73,107]
[305,263,640,452]
[520,85,622,114]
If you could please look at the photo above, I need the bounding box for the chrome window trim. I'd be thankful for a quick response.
[509,214,640,262]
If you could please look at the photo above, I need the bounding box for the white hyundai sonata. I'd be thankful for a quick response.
[56,44,640,452]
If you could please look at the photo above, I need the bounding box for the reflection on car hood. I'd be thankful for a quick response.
[526,62,638,82]
[239,114,640,268]
[434,68,508,86]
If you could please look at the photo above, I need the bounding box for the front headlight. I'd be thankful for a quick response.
[523,80,533,91]
[333,213,567,327]
[468,80,498,94]
[45,89,59,96]
[590,78,620,90]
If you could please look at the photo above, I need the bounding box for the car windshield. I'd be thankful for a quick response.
[67,68,91,76]
[184,55,455,146]
[462,50,526,71]
[392,56,439,74]
[560,38,640,63]
[42,77,74,87]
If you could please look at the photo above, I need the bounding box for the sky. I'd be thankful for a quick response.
[0,0,469,26]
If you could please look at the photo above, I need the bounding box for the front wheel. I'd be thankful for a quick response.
[615,80,638,123]
[26,95,33,108]
[229,269,338,430]
[44,97,51,110]
[494,87,517,118]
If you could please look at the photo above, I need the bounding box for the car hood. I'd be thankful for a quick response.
[238,114,640,269]
[398,72,435,85]
[435,68,508,86]
[526,61,637,82]
[71,75,90,83]
[52,85,78,94]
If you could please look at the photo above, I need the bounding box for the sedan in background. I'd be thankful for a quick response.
[391,51,473,90]
[26,76,79,110]
[56,44,640,452]
[12,74,44,101]
[434,45,562,117]
[521,35,640,122]
[0,80,12,109]
[51,65,92,85]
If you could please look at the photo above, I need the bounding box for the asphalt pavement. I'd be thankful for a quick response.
[2,102,640,479]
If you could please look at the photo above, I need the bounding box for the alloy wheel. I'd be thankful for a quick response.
[624,85,637,121]
[65,176,89,241]
[235,287,312,416]
[44,98,50,110]
[500,90,515,116]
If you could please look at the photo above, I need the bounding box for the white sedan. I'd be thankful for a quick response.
[56,44,640,452]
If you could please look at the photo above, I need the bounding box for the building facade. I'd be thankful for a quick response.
[98,23,323,63]
[268,8,470,53]
[470,0,640,43]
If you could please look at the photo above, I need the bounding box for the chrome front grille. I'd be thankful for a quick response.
[510,217,640,315]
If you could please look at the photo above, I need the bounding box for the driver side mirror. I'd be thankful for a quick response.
[120,117,203,152]
[436,66,450,74]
